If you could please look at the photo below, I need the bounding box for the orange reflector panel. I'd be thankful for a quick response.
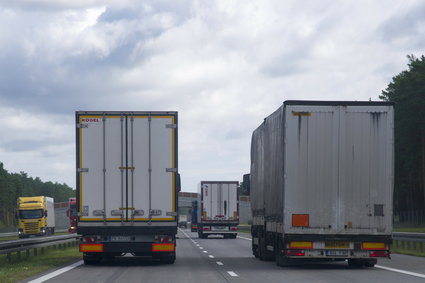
[80,244,104,252]
[361,242,386,250]
[289,241,313,249]
[292,214,309,227]
[152,243,175,252]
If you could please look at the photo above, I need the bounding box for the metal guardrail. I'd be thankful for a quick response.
[0,229,69,238]
[237,226,425,242]
[0,234,79,261]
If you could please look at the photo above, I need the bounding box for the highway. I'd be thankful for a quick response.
[22,229,425,283]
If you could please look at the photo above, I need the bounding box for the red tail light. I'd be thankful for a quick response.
[370,250,389,257]
[82,236,97,243]
[285,250,305,256]
[230,227,238,231]
[156,235,173,243]
[203,227,210,231]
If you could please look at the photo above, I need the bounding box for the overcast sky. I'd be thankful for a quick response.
[0,0,423,193]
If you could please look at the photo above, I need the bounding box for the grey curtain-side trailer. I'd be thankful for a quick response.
[250,101,394,267]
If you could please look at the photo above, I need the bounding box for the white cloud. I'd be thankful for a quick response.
[0,0,423,191]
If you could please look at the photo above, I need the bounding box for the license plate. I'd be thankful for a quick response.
[325,250,349,256]
[212,226,226,231]
[110,236,131,241]
[325,241,350,249]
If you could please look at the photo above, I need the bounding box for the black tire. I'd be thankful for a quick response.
[348,259,364,268]
[83,253,102,265]
[364,259,377,267]
[160,253,176,264]
[231,234,237,239]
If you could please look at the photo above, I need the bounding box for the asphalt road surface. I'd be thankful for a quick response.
[22,229,425,283]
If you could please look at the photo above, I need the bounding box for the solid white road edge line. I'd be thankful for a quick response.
[375,265,425,279]
[28,260,83,283]
[227,271,239,277]
[237,236,252,241]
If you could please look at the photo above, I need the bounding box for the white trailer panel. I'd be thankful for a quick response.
[46,197,55,228]
[77,113,177,223]
[199,181,238,221]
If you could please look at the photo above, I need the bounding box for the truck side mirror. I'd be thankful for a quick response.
[45,211,48,217]
[66,209,70,217]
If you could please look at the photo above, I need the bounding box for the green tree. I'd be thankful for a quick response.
[380,55,425,214]
[0,162,75,230]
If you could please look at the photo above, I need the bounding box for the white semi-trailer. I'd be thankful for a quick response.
[197,181,239,239]
[251,101,394,267]
[76,111,179,264]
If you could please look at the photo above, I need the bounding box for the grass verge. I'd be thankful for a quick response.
[393,227,425,233]
[0,245,81,283]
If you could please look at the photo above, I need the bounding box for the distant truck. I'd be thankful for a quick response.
[76,111,180,265]
[17,196,55,238]
[178,214,188,228]
[197,181,239,239]
[190,200,198,232]
[251,101,394,267]
[67,197,77,233]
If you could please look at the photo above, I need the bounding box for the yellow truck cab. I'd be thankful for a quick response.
[17,196,55,238]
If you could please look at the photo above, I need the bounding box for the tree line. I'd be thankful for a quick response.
[380,55,425,216]
[0,162,75,229]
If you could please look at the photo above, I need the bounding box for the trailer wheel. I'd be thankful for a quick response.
[364,259,377,267]
[159,252,176,264]
[83,253,102,265]
[230,234,237,239]
[347,259,364,268]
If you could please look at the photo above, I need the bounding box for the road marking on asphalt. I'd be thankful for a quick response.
[376,265,425,279]
[227,271,239,277]
[199,247,204,249]
[203,251,208,253]
[237,236,252,241]
[28,260,83,283]
[216,261,224,266]
[209,255,215,258]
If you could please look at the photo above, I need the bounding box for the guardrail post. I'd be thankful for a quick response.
[41,247,44,255]
[17,251,21,260]
[6,253,11,262]
[26,249,30,258]
[34,248,37,256]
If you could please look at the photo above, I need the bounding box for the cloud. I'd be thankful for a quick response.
[0,0,423,191]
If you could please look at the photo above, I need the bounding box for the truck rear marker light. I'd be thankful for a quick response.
[289,241,313,249]
[230,227,238,231]
[203,227,210,231]
[292,214,309,227]
[361,242,386,250]
[80,244,104,252]
[152,243,175,252]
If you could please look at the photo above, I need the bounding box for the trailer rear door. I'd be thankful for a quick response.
[77,112,177,223]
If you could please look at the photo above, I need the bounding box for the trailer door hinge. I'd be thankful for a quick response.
[166,124,177,129]
[77,123,88,128]
[77,168,89,173]
[166,168,177,173]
